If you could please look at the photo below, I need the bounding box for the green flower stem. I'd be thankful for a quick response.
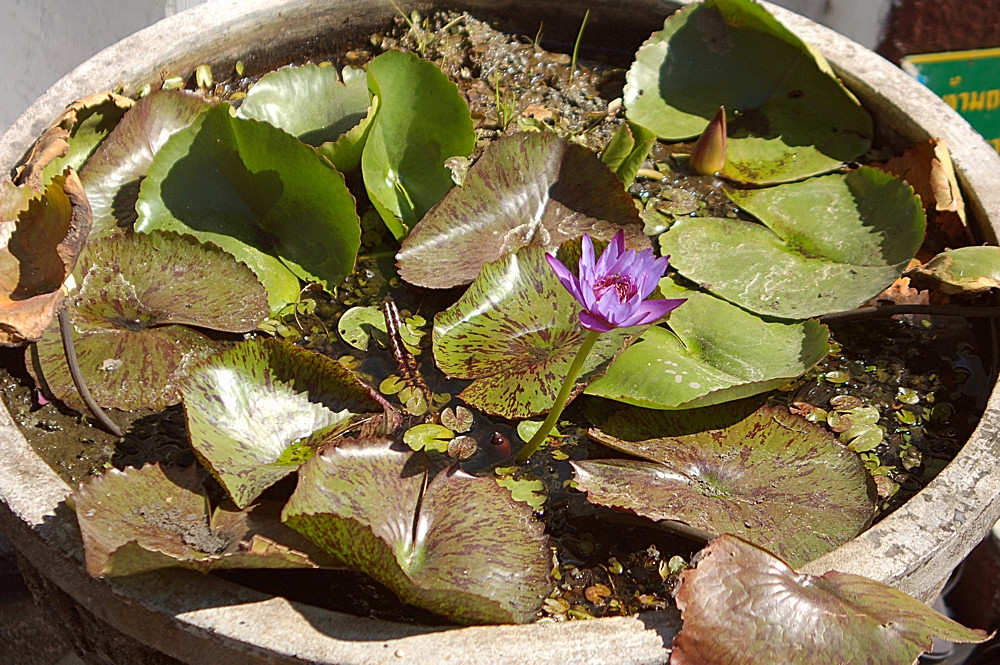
[515,329,600,463]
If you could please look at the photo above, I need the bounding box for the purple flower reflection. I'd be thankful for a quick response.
[545,230,684,332]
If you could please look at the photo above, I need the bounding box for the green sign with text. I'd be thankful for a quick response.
[903,47,1000,152]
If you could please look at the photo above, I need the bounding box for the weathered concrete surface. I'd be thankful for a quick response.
[0,2,997,664]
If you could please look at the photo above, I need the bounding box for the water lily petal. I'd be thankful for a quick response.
[618,298,686,327]
[579,309,615,332]
[594,230,625,275]
[545,253,584,305]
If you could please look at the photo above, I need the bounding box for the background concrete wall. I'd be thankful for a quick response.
[0,0,892,136]
[0,0,205,133]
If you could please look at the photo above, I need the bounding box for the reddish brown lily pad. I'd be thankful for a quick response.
[283,440,552,624]
[398,131,646,289]
[29,231,266,410]
[575,406,876,567]
[671,535,990,665]
[72,464,338,577]
[0,171,91,346]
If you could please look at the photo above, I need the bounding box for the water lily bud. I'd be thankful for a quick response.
[691,106,727,175]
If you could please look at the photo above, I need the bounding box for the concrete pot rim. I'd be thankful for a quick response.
[0,2,998,664]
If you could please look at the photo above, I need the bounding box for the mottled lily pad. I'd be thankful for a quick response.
[72,464,337,577]
[398,131,646,289]
[237,64,372,172]
[585,279,828,409]
[14,91,133,191]
[660,168,925,319]
[0,172,90,345]
[363,50,476,238]
[574,406,876,566]
[80,90,211,238]
[182,338,391,508]
[671,535,989,665]
[433,244,637,419]
[283,441,552,624]
[906,246,1000,294]
[135,103,361,312]
[30,231,266,410]
[624,0,872,183]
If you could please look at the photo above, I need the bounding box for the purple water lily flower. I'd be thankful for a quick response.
[546,230,684,332]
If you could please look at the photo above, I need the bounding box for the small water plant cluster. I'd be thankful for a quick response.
[2,0,999,661]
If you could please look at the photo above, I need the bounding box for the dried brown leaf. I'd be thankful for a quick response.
[13,91,133,191]
[881,138,972,248]
[0,170,92,345]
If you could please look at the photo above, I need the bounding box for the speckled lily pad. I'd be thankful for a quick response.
[283,441,552,624]
[574,406,876,566]
[671,535,989,665]
[182,338,392,508]
[72,464,337,577]
[30,231,266,411]
[433,244,637,419]
[398,131,646,289]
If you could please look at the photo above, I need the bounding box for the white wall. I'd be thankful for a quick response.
[0,0,892,136]
[0,0,207,133]
[775,0,895,50]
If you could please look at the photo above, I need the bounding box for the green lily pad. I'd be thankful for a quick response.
[671,535,989,665]
[433,244,636,419]
[337,304,421,354]
[237,64,373,172]
[398,131,647,289]
[362,50,476,239]
[72,464,337,577]
[601,121,658,188]
[906,246,1000,294]
[574,406,876,566]
[283,441,552,624]
[496,474,547,510]
[30,231,267,410]
[182,338,391,508]
[403,423,454,453]
[585,279,828,409]
[80,90,211,239]
[0,172,90,346]
[660,168,925,319]
[135,103,361,312]
[624,0,872,183]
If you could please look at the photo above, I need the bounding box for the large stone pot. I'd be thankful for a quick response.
[1,1,998,664]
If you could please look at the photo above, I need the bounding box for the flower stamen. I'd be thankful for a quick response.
[594,274,638,302]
